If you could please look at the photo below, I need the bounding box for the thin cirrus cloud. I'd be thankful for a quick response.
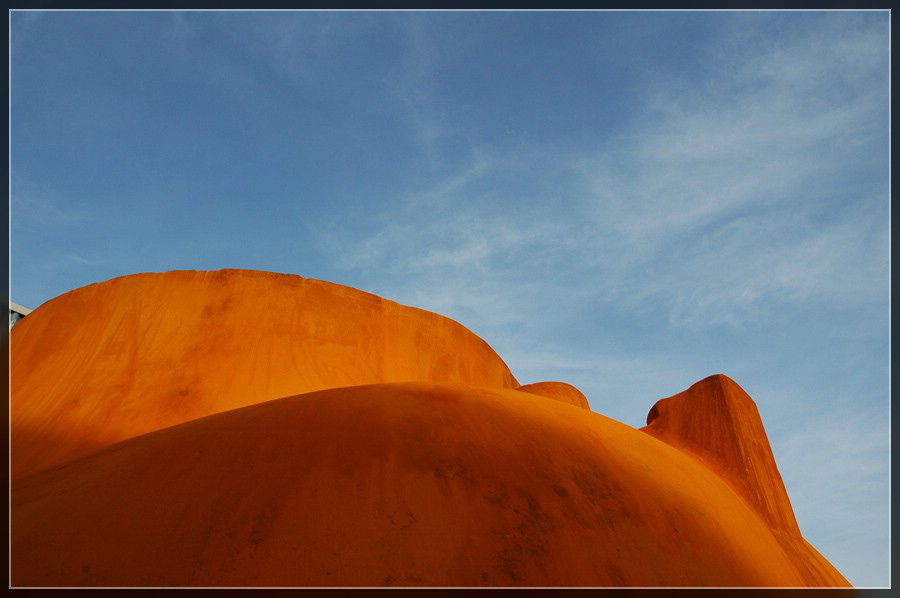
[12,194,81,232]
[319,13,886,340]
[773,405,889,587]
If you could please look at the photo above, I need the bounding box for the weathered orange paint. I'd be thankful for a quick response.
[10,269,518,479]
[641,374,801,536]
[9,270,850,587]
[639,374,849,587]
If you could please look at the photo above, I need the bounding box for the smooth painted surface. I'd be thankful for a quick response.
[9,270,849,587]
[11,381,845,587]
[10,269,518,479]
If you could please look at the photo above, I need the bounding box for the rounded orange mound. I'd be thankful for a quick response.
[11,381,840,587]
[10,270,851,587]
[10,269,518,479]
[516,381,590,410]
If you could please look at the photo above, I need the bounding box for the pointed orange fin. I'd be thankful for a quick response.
[640,374,801,536]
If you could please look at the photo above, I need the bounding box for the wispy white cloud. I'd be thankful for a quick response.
[385,14,484,164]
[170,11,194,38]
[389,16,444,160]
[10,10,46,53]
[164,11,195,56]
[320,16,887,339]
[31,251,109,274]
[497,343,707,422]
[566,16,887,326]
[11,187,84,233]
[643,203,888,329]
[773,404,889,587]
[318,182,563,331]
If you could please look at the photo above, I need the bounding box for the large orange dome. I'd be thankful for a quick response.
[9,269,850,587]
[10,269,518,479]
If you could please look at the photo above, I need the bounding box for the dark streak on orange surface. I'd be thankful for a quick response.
[9,270,851,587]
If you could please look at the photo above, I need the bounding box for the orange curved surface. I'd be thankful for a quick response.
[516,381,591,410]
[641,374,800,535]
[9,270,850,587]
[640,374,849,587]
[12,382,841,587]
[10,269,518,479]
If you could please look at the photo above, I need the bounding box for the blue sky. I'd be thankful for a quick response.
[9,10,889,587]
